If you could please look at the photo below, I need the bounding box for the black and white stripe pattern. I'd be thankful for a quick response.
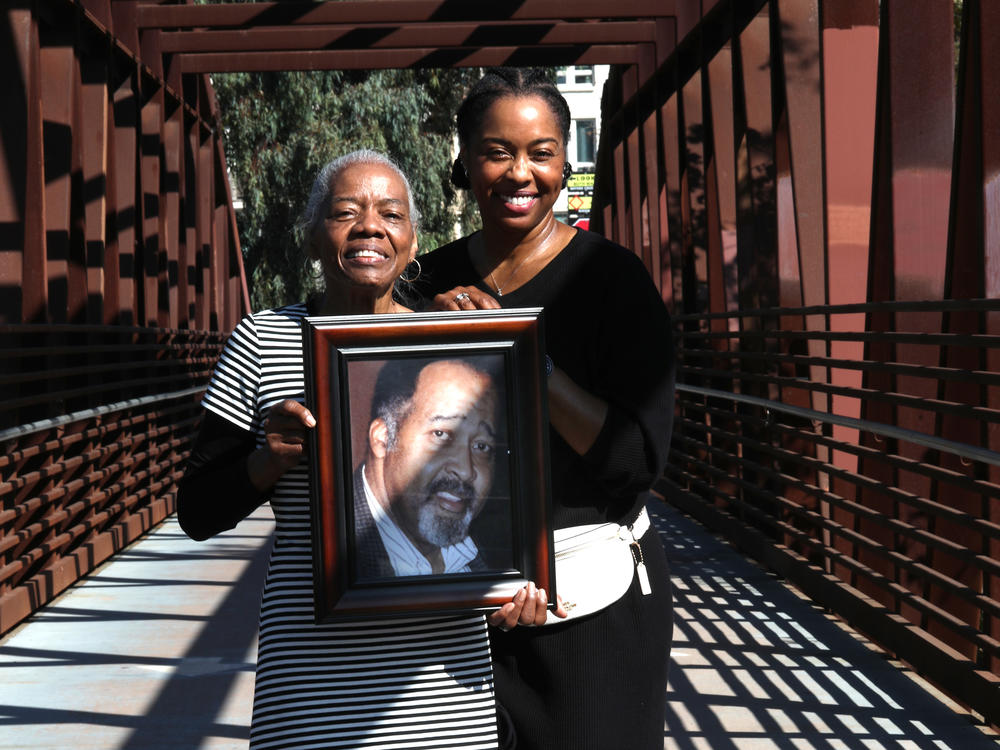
[203,304,499,750]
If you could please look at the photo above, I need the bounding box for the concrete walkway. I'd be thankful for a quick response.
[0,506,273,750]
[1,502,997,749]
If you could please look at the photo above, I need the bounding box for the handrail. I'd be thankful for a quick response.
[675,383,1000,468]
[672,297,1000,321]
[0,386,207,443]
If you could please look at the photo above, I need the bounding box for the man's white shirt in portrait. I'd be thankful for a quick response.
[361,466,480,575]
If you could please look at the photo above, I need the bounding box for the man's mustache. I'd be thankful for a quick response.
[426,475,476,505]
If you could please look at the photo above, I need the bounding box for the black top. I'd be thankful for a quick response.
[414,229,675,529]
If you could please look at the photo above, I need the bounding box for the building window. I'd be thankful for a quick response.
[557,65,596,88]
[576,119,596,163]
[574,65,595,86]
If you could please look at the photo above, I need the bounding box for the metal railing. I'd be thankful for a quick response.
[0,325,226,634]
[658,298,1000,723]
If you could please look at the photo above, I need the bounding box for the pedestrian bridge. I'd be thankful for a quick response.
[2,0,999,743]
[2,503,998,748]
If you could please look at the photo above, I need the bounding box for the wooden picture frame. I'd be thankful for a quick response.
[303,308,554,622]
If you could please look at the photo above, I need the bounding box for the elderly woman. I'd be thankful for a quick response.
[177,150,502,750]
[416,69,676,750]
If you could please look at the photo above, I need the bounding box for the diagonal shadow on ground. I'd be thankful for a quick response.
[651,500,1000,750]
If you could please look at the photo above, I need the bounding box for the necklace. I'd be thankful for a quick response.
[488,245,547,296]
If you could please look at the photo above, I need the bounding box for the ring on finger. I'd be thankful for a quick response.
[454,292,471,302]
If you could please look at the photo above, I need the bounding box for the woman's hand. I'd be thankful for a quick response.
[428,285,501,311]
[488,582,569,631]
[247,399,316,492]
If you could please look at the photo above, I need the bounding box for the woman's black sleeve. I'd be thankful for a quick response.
[176,411,268,541]
[579,252,676,498]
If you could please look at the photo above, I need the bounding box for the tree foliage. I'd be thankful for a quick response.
[213,68,481,310]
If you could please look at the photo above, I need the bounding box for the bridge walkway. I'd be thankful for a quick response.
[0,503,997,749]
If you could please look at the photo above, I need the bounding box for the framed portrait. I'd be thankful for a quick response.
[303,308,554,622]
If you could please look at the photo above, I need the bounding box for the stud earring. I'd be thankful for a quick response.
[561,161,573,189]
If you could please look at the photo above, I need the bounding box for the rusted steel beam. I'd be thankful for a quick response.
[196,131,213,330]
[215,136,251,322]
[943,0,1000,670]
[612,70,632,249]
[705,28,736,330]
[136,0,681,29]
[651,20,678,309]
[40,22,77,324]
[176,44,643,73]
[865,0,959,647]
[177,113,194,330]
[679,54,705,318]
[734,7,776,312]
[79,37,110,325]
[623,62,644,263]
[1,5,46,325]
[110,0,139,54]
[108,61,138,325]
[157,20,659,53]
[776,0,828,412]
[860,0,898,606]
[638,54,662,294]
[729,3,776,525]
[980,5,999,668]
[139,81,162,327]
[659,88,682,313]
[821,0,878,529]
[162,101,181,330]
[79,0,112,30]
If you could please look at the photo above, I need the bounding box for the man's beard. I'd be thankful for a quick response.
[416,475,477,547]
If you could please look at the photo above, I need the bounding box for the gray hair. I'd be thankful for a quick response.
[300,149,421,243]
[375,395,413,452]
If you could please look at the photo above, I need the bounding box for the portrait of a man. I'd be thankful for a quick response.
[350,355,510,579]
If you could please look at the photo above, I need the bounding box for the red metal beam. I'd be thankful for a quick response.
[157,21,660,53]
[820,0,879,579]
[1,5,46,325]
[777,0,828,420]
[136,0,680,29]
[706,33,737,325]
[175,45,643,73]
[40,28,75,324]
[943,0,1000,668]
[735,5,776,311]
[80,41,110,325]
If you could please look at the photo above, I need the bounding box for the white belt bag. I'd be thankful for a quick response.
[543,506,653,625]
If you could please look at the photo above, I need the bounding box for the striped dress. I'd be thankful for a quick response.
[201,303,499,750]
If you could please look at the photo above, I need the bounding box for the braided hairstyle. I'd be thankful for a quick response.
[451,68,572,190]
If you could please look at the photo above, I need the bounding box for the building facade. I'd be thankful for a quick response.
[554,64,609,229]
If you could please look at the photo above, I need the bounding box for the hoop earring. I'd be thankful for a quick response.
[399,258,422,283]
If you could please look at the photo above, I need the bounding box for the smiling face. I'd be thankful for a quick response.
[463,94,567,235]
[309,161,417,303]
[377,360,497,554]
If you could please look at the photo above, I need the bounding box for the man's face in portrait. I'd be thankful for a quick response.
[378,360,497,552]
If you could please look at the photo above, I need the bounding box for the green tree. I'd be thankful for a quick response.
[213,68,481,310]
